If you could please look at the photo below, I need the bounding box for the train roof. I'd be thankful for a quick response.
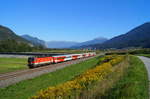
[52,54,73,57]
[70,54,83,55]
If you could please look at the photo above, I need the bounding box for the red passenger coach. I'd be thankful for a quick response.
[83,53,89,57]
[72,54,82,60]
[72,55,79,60]
[52,55,66,63]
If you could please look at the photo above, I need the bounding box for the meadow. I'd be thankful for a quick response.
[0,57,27,74]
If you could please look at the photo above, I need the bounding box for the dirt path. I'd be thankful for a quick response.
[138,56,150,97]
[138,56,150,79]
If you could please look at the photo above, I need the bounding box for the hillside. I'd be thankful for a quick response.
[0,25,29,43]
[0,25,37,52]
[85,22,150,49]
[22,35,47,47]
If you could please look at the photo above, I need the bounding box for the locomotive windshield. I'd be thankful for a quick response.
[28,57,35,63]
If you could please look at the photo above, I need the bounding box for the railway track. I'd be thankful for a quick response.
[0,56,98,88]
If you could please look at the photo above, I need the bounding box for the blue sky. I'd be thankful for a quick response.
[0,0,150,42]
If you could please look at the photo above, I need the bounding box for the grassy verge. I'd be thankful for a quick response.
[102,56,149,99]
[138,54,150,58]
[0,56,99,99]
[0,57,27,74]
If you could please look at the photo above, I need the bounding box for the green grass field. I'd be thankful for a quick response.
[102,56,149,99]
[0,57,28,74]
[0,56,99,99]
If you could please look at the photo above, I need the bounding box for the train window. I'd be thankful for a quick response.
[57,57,65,60]
[66,56,71,58]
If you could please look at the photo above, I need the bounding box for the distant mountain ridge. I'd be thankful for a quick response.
[84,22,150,49]
[21,35,108,49]
[46,37,107,48]
[21,34,80,48]
[46,41,79,48]
[21,35,47,47]
[71,37,108,48]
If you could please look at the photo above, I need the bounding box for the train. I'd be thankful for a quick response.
[28,52,96,68]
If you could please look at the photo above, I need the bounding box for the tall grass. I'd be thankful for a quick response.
[80,56,129,98]
[101,56,149,99]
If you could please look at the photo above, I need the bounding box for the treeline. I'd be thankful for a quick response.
[129,49,150,54]
[0,39,44,52]
[106,48,150,55]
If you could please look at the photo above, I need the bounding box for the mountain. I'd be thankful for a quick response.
[46,41,79,48]
[0,25,36,52]
[22,35,47,47]
[86,22,150,49]
[46,37,107,49]
[0,25,29,43]
[21,35,77,48]
[71,37,108,48]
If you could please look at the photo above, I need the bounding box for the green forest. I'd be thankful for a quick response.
[0,39,43,52]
